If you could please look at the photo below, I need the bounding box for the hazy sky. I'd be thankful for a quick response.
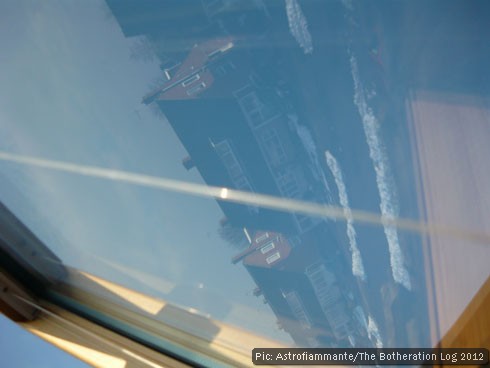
[0,314,89,367]
[0,0,291,354]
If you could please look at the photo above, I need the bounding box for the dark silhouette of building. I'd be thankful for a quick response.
[150,35,326,234]
[104,0,368,348]
[232,229,370,347]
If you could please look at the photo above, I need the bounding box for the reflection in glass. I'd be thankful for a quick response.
[1,0,489,357]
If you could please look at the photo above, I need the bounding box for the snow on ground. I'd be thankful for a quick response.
[367,315,384,348]
[285,0,313,54]
[349,54,411,290]
[325,150,367,281]
[288,114,333,203]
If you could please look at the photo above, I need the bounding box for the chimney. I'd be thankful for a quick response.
[182,156,195,170]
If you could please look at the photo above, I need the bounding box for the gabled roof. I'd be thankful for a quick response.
[142,37,234,103]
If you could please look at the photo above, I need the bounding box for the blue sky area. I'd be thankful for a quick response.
[0,0,289,350]
[0,314,89,367]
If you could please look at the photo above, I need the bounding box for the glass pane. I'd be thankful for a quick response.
[1,0,489,358]
[0,315,89,368]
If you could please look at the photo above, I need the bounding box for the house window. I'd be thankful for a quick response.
[181,74,200,87]
[261,128,287,165]
[233,84,254,99]
[214,140,256,212]
[234,176,254,194]
[220,152,242,178]
[276,169,301,198]
[255,232,269,243]
[240,93,261,112]
[266,251,281,264]
[305,263,350,339]
[215,61,236,76]
[214,139,232,157]
[296,214,315,232]
[260,242,275,254]
[186,82,206,96]
[215,140,243,181]
[283,291,312,329]
[236,88,280,129]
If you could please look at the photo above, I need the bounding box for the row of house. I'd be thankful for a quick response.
[105,0,368,348]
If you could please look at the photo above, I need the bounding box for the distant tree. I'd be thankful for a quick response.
[148,102,166,120]
[149,75,167,90]
[129,36,157,63]
[99,2,114,21]
[218,217,249,250]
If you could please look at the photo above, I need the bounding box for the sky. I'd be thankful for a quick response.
[0,314,89,367]
[0,0,282,314]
